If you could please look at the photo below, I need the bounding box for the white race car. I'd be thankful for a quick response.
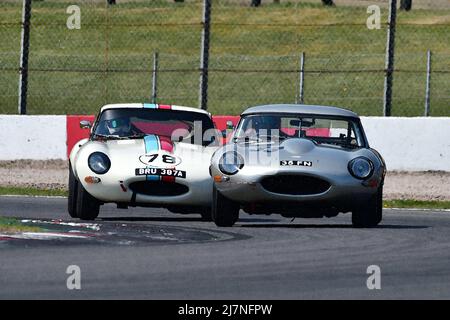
[68,103,220,220]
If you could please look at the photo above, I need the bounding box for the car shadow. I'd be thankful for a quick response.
[100,216,279,223]
[231,218,280,223]
[100,216,204,222]
[98,216,279,225]
[237,223,429,230]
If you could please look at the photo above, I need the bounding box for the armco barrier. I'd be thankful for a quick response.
[66,115,95,158]
[0,115,67,160]
[0,115,449,171]
[361,117,450,171]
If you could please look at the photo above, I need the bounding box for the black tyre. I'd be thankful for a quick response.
[68,163,78,218]
[76,182,100,221]
[352,186,383,228]
[212,185,239,227]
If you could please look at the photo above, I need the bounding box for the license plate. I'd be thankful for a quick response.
[135,168,186,179]
[280,160,312,167]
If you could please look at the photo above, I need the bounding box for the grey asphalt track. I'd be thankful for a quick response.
[1,195,450,299]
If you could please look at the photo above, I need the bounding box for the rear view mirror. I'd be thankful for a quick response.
[289,119,301,127]
[301,118,316,128]
[80,120,92,129]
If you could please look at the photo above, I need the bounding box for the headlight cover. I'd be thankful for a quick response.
[348,157,373,179]
[218,152,244,175]
[88,152,111,175]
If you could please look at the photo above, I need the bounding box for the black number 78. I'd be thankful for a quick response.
[147,153,175,164]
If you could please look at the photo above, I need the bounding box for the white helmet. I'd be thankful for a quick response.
[105,117,131,135]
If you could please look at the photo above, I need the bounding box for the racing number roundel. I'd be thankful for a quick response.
[139,152,182,168]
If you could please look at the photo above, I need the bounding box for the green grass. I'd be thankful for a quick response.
[384,199,450,210]
[0,217,43,233]
[0,186,68,197]
[0,186,449,210]
[0,0,449,116]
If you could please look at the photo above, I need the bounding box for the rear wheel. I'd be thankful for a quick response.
[68,163,78,218]
[352,186,383,228]
[212,185,239,227]
[76,182,101,221]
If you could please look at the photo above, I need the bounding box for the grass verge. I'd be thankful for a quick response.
[0,186,449,210]
[383,200,450,210]
[0,187,68,197]
[0,217,43,233]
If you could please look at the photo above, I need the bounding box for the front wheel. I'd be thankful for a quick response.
[68,163,78,218]
[352,186,383,228]
[212,185,239,227]
[76,183,101,220]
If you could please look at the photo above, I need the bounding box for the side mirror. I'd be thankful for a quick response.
[80,120,92,129]
[221,130,228,139]
[226,120,234,131]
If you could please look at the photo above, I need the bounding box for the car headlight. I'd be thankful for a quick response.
[348,157,373,179]
[218,152,244,175]
[88,152,111,175]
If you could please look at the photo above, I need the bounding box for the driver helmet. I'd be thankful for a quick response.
[253,115,279,135]
[105,117,131,135]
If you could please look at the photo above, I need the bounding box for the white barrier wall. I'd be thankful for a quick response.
[0,115,449,171]
[361,117,450,171]
[0,115,67,160]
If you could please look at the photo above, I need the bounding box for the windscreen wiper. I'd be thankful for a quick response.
[92,133,125,140]
[124,133,147,139]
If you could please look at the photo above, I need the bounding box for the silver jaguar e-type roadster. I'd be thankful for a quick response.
[210,104,386,227]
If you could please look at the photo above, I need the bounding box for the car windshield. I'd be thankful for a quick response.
[93,108,216,146]
[235,113,365,148]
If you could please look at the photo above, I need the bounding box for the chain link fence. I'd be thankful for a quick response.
[0,0,449,116]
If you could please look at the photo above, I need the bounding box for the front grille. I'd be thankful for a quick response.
[129,181,189,196]
[261,175,330,195]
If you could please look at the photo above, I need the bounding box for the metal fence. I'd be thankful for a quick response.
[0,0,449,116]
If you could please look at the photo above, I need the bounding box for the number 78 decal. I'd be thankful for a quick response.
[139,153,182,167]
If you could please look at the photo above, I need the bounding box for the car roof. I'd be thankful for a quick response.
[241,104,359,118]
[100,103,211,116]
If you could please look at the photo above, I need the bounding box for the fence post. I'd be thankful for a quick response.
[297,52,305,104]
[424,50,432,116]
[152,52,159,104]
[383,0,397,117]
[18,0,32,115]
[199,0,212,110]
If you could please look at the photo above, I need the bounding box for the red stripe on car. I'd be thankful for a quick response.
[162,176,176,183]
[159,135,174,153]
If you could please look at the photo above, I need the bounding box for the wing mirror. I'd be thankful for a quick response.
[80,120,92,129]
[221,130,228,138]
[222,120,235,138]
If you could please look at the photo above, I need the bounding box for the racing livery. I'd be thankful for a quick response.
[210,104,386,227]
[69,103,220,220]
